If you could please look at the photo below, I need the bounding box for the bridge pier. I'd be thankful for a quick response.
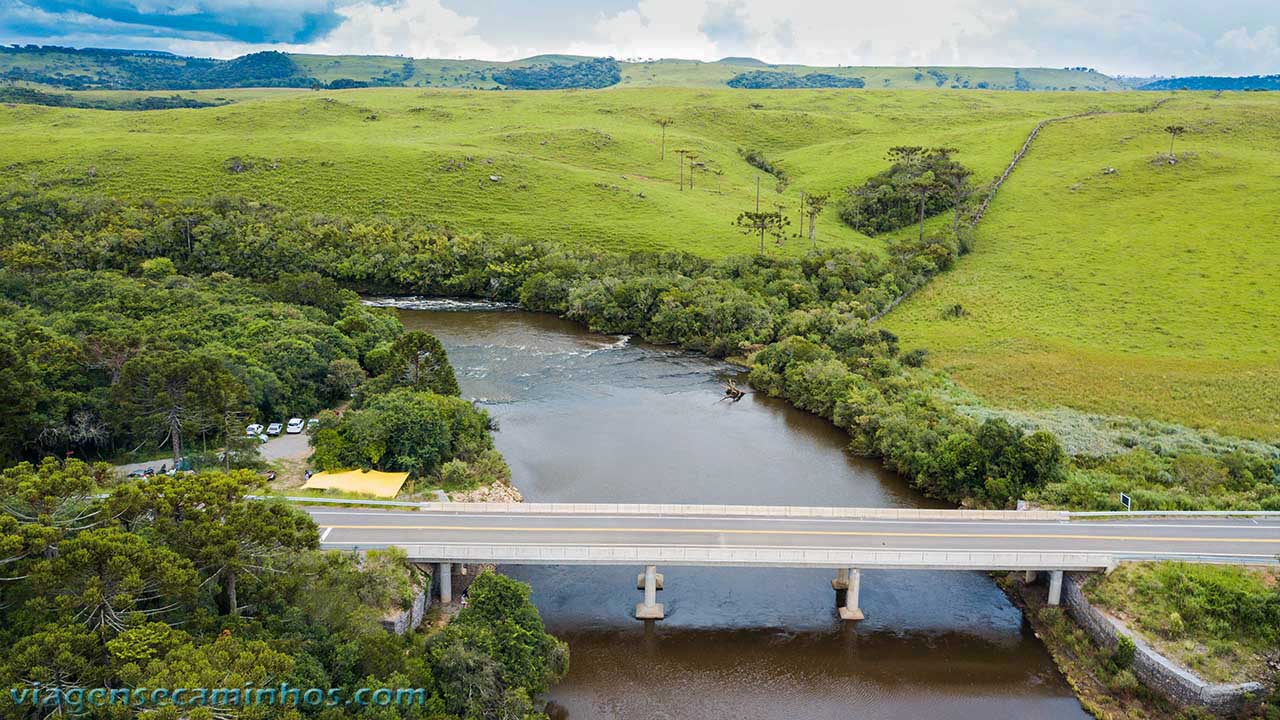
[635,565,665,620]
[1047,570,1063,606]
[438,562,452,604]
[1024,570,1037,584]
[637,572,664,590]
[837,568,864,621]
[832,567,850,590]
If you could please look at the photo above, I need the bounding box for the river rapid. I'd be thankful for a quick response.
[384,299,1088,720]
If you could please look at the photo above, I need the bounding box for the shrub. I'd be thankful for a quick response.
[1113,634,1136,669]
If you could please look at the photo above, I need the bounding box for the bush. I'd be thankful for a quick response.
[1113,634,1136,669]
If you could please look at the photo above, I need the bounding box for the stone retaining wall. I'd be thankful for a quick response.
[1062,572,1263,714]
[382,570,430,635]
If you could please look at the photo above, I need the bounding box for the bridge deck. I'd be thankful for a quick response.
[311,504,1280,570]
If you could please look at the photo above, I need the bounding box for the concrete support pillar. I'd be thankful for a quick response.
[832,567,850,590]
[636,571,664,590]
[438,562,452,605]
[1047,570,1064,606]
[838,568,864,621]
[635,565,664,620]
[1024,570,1037,584]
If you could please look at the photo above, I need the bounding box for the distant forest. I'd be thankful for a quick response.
[0,86,222,110]
[1140,75,1280,91]
[492,58,621,89]
[0,46,313,90]
[727,71,866,89]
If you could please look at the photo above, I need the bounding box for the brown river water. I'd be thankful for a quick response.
[389,299,1088,720]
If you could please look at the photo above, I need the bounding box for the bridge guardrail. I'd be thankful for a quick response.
[276,496,1071,520]
[1068,510,1280,519]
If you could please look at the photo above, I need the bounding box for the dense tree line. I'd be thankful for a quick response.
[1,47,312,90]
[492,58,621,89]
[0,460,568,719]
[0,264,400,465]
[727,71,865,89]
[0,86,221,110]
[1138,75,1280,91]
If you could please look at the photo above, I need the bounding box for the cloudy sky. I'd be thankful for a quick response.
[2,0,1278,76]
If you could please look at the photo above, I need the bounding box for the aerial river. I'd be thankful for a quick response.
[388,299,1088,720]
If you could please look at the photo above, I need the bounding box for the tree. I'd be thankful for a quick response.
[389,331,460,396]
[675,148,691,190]
[655,117,674,160]
[802,191,830,244]
[935,161,974,238]
[906,170,943,243]
[193,367,253,470]
[1164,124,1186,158]
[30,527,197,632]
[115,353,233,466]
[734,210,790,253]
[112,472,317,618]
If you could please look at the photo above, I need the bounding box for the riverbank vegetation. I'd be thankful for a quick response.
[3,188,1275,512]
[0,267,398,466]
[999,572,1270,720]
[0,459,568,720]
[1084,563,1280,685]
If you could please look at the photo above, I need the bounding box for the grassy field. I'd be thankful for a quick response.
[3,86,1275,439]
[0,87,1141,257]
[885,92,1280,440]
[1084,563,1279,684]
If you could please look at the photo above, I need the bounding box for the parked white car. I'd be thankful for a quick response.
[286,418,305,434]
[306,418,320,431]
[246,423,264,436]
[266,422,284,436]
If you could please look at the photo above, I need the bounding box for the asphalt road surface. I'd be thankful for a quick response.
[309,507,1280,566]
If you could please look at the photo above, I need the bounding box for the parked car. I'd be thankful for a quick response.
[246,423,264,436]
[126,467,154,478]
[266,422,283,436]
[255,433,269,444]
[286,418,304,434]
[306,418,320,431]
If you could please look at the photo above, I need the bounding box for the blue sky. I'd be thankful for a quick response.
[2,0,1278,76]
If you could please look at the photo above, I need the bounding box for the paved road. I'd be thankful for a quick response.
[309,505,1280,569]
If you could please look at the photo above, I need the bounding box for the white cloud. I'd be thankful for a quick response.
[5,0,1280,74]
[557,0,1280,75]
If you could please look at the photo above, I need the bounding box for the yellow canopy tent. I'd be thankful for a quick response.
[303,469,408,498]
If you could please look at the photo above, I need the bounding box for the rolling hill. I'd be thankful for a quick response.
[2,44,1123,92]
[1,82,1274,439]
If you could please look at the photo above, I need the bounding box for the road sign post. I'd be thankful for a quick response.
[1120,492,1132,511]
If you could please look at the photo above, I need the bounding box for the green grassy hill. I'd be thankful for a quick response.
[2,85,1275,439]
[2,45,1122,92]
[0,87,1140,257]
[884,92,1280,440]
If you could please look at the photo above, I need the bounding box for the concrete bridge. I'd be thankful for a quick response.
[309,502,1280,621]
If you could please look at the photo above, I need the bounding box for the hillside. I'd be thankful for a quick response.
[2,86,1275,438]
[885,92,1280,440]
[0,88,1143,258]
[1,45,1122,92]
